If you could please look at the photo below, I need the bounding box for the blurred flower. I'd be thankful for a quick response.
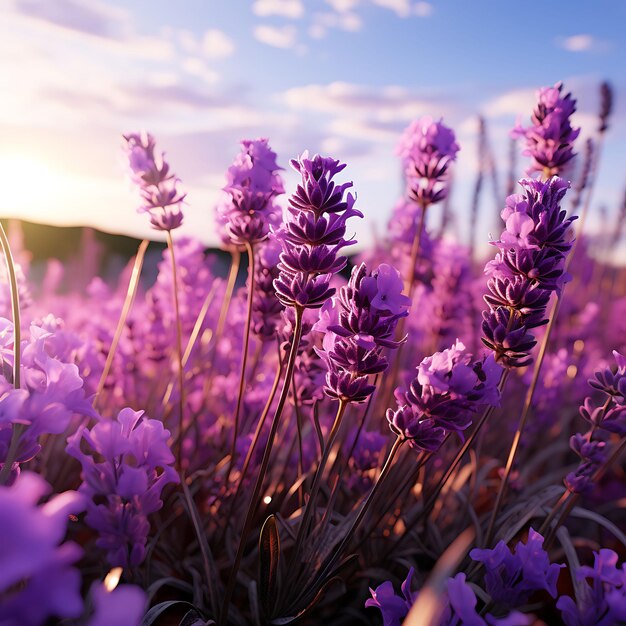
[557,549,626,626]
[216,138,284,247]
[0,472,84,625]
[123,131,185,231]
[397,116,459,206]
[512,82,580,176]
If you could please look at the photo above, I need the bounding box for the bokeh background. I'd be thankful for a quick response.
[1,0,625,257]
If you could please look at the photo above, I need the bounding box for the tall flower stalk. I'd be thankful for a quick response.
[482,177,576,544]
[220,153,361,624]
[216,138,284,487]
[288,262,410,572]
[123,132,186,468]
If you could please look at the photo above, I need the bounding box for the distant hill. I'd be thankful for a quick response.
[0,218,236,286]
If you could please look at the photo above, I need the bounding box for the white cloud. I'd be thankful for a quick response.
[253,0,304,19]
[558,34,595,52]
[201,28,235,58]
[309,11,362,38]
[254,24,297,48]
[414,1,433,17]
[371,0,411,18]
[482,87,537,119]
[182,57,220,84]
[324,0,360,12]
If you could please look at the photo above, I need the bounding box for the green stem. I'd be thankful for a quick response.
[289,399,348,573]
[166,231,185,471]
[224,242,256,489]
[391,370,509,555]
[0,222,22,485]
[299,436,404,608]
[219,307,303,626]
[218,341,283,544]
[484,296,561,547]
[94,239,149,410]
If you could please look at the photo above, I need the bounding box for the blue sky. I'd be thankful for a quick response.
[1,0,625,256]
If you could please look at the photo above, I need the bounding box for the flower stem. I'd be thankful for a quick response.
[484,294,562,547]
[0,221,22,485]
[94,239,149,410]
[201,249,241,398]
[220,307,304,626]
[392,370,509,555]
[289,399,348,574]
[224,242,255,489]
[218,341,283,545]
[301,436,404,604]
[166,231,185,471]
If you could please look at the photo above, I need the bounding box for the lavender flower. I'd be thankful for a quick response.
[386,340,501,452]
[67,407,179,567]
[512,82,580,177]
[274,152,362,309]
[0,472,84,625]
[216,138,284,246]
[598,81,613,134]
[123,132,185,231]
[397,116,460,206]
[87,582,147,626]
[565,351,625,494]
[366,569,531,625]
[557,549,626,626]
[482,177,575,367]
[470,528,563,608]
[365,567,416,626]
[0,318,95,481]
[314,262,409,403]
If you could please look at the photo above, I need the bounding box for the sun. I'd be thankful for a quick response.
[0,151,65,223]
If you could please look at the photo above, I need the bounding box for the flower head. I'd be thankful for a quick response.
[512,82,580,176]
[123,132,185,231]
[397,116,459,206]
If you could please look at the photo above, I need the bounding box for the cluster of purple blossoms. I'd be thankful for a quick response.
[482,177,576,368]
[0,318,94,481]
[512,82,580,177]
[397,116,460,207]
[565,351,626,494]
[470,528,564,608]
[216,138,284,247]
[67,408,179,567]
[366,568,530,626]
[0,472,84,625]
[386,339,501,452]
[557,549,626,626]
[314,262,410,403]
[274,153,362,309]
[123,132,185,232]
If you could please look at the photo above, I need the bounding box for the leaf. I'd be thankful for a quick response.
[140,601,199,626]
[146,577,193,602]
[181,479,221,615]
[270,577,345,625]
[180,608,207,626]
[259,514,281,618]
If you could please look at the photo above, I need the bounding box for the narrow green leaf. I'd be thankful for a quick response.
[259,514,281,618]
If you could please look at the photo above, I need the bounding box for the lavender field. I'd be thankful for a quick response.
[1,77,625,625]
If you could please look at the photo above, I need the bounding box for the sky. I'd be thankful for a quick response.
[1,0,625,256]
